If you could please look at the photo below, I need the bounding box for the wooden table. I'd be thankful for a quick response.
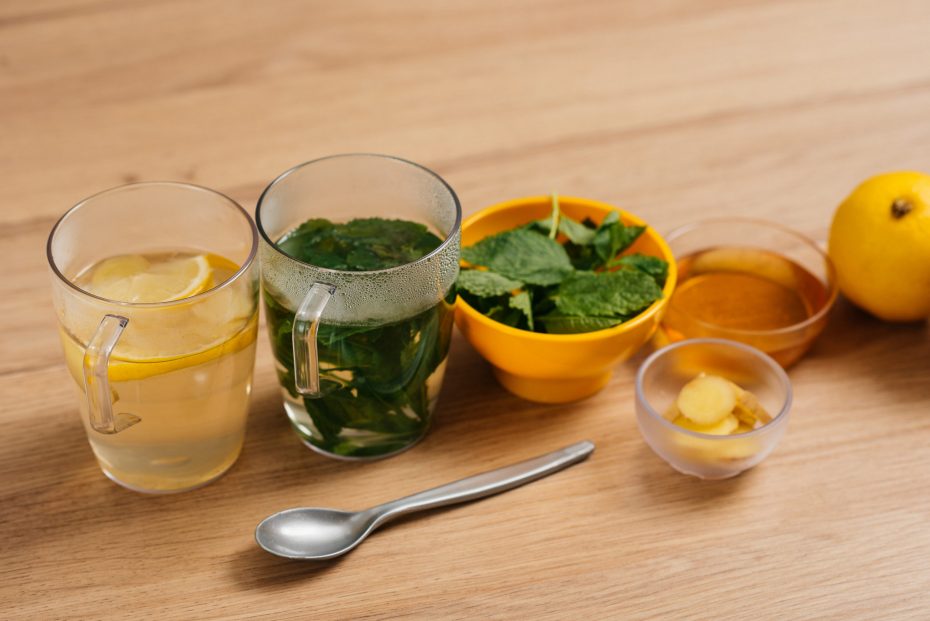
[2,1,929,618]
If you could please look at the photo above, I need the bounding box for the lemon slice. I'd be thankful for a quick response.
[60,313,257,383]
[107,314,257,381]
[62,252,254,382]
[89,254,213,303]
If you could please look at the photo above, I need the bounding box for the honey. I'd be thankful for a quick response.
[660,247,833,367]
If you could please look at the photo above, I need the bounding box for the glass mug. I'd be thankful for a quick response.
[47,182,259,493]
[256,154,461,460]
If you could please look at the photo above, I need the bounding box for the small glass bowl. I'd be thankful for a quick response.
[658,218,838,368]
[636,338,792,480]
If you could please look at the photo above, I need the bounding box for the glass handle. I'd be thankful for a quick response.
[293,283,336,398]
[83,314,140,434]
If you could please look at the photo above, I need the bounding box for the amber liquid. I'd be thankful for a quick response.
[661,247,831,367]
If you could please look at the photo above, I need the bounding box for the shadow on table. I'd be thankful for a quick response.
[801,297,929,401]
[633,442,752,507]
[229,545,349,588]
[229,502,466,589]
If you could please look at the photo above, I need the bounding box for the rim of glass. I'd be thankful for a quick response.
[664,217,839,337]
[635,337,793,440]
[255,153,462,276]
[46,181,258,308]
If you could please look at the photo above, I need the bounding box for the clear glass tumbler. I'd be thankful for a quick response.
[256,154,461,460]
[47,182,259,493]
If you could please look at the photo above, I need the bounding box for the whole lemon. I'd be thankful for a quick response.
[828,171,930,322]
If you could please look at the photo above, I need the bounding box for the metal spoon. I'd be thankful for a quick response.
[255,440,595,560]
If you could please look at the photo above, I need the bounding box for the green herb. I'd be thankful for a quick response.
[554,270,662,317]
[509,290,534,330]
[265,217,451,458]
[538,315,624,334]
[608,253,669,286]
[457,195,667,334]
[461,228,574,285]
[559,210,645,271]
[277,217,443,271]
[529,195,597,246]
[593,212,646,263]
[456,270,524,297]
[546,193,560,240]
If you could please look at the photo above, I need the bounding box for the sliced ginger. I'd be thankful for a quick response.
[674,413,738,435]
[731,385,772,424]
[665,373,771,436]
[676,374,737,425]
[733,422,754,435]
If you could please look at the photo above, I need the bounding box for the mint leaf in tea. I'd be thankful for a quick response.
[276,217,443,271]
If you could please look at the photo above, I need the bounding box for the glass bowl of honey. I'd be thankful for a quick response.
[636,338,792,480]
[658,218,837,367]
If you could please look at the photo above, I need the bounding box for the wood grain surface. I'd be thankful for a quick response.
[2,1,929,619]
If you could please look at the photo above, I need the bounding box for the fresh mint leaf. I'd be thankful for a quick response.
[461,228,573,286]
[539,314,623,334]
[535,214,598,246]
[459,201,665,335]
[459,290,506,316]
[564,212,645,270]
[487,304,525,329]
[596,210,619,231]
[528,196,597,246]
[555,270,662,317]
[509,290,534,330]
[594,213,646,263]
[609,253,669,287]
[456,270,524,297]
[558,215,597,245]
[564,242,600,271]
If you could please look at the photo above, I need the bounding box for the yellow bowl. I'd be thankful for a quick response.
[454,196,677,403]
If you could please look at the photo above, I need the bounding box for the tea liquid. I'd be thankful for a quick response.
[63,250,257,492]
[264,217,451,459]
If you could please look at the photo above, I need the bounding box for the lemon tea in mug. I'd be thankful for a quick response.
[47,183,259,493]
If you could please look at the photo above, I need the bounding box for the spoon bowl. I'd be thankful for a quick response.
[256,508,375,560]
[255,441,595,560]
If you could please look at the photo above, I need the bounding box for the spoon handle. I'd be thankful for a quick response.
[368,440,595,524]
